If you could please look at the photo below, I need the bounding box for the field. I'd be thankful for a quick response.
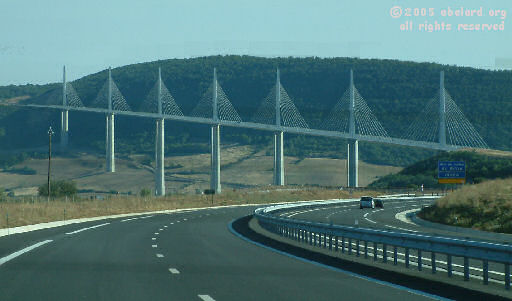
[0,144,401,196]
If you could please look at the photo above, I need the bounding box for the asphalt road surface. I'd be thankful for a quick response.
[0,205,444,301]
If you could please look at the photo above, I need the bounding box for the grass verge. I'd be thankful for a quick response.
[0,187,379,229]
[419,178,512,233]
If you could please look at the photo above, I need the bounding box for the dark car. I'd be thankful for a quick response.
[374,198,384,208]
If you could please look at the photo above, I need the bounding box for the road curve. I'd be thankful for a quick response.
[0,205,438,300]
[276,198,512,290]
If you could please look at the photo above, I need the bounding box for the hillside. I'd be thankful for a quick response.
[1,56,511,167]
[419,177,512,233]
[369,150,512,189]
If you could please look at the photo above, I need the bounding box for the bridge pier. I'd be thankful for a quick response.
[60,110,68,148]
[61,66,69,148]
[155,118,165,196]
[347,139,358,187]
[274,131,284,186]
[106,113,115,172]
[211,124,221,193]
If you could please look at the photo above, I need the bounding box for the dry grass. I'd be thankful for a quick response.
[0,187,382,229]
[420,178,512,232]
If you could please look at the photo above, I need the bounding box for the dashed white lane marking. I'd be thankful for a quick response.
[152,245,157,248]
[121,217,138,222]
[169,268,180,274]
[0,240,53,266]
[198,295,215,301]
[363,210,382,224]
[325,209,350,219]
[152,238,156,240]
[384,224,418,233]
[156,254,164,258]
[65,223,110,235]
[140,215,154,219]
[287,205,358,218]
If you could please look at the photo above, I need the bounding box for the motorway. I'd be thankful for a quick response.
[0,205,448,300]
[277,197,512,286]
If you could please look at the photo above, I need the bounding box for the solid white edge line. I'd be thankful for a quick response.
[395,209,421,225]
[0,240,53,266]
[198,294,215,301]
[65,223,110,235]
[228,220,451,301]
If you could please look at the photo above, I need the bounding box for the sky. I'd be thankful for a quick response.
[1,0,511,85]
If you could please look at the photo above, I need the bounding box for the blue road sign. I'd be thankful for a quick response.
[438,161,466,179]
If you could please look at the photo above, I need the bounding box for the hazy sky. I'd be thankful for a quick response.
[1,0,511,85]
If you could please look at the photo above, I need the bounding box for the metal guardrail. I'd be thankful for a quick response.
[254,199,512,289]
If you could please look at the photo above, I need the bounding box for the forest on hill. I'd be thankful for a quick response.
[0,56,511,167]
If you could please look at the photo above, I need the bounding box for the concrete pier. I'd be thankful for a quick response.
[60,110,68,148]
[274,131,284,186]
[347,139,358,187]
[211,124,221,193]
[106,113,115,172]
[155,118,165,196]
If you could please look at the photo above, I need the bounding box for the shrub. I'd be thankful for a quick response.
[139,188,151,197]
[38,180,78,197]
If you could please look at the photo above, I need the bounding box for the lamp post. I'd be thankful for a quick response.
[47,126,54,201]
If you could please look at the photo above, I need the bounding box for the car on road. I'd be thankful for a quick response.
[374,198,384,208]
[359,196,375,209]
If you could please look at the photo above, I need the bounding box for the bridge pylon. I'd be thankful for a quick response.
[155,67,165,196]
[439,71,447,148]
[210,68,221,193]
[274,69,285,186]
[106,67,115,173]
[347,69,358,187]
